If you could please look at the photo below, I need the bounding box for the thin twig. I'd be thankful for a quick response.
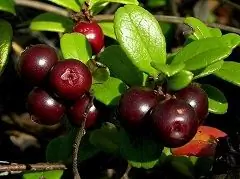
[120,164,132,179]
[14,0,240,34]
[222,0,240,11]
[12,41,24,56]
[72,96,94,179]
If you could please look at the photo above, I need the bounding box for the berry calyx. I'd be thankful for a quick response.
[175,84,208,123]
[73,21,104,54]
[49,59,92,100]
[68,94,98,129]
[27,87,65,125]
[151,99,198,148]
[118,86,159,132]
[18,44,58,85]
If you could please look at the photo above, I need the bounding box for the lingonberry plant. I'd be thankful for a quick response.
[0,0,240,179]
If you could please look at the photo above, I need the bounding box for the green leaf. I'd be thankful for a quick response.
[184,17,211,40]
[151,62,185,77]
[0,0,15,14]
[221,33,240,49]
[167,70,193,91]
[91,77,128,105]
[147,0,166,7]
[92,66,110,84]
[0,20,12,76]
[120,132,163,169]
[23,170,64,179]
[89,122,121,154]
[98,22,116,39]
[30,12,73,33]
[99,45,143,86]
[172,37,232,71]
[114,5,166,77]
[48,0,83,12]
[193,60,224,79]
[208,27,222,37]
[202,84,228,114]
[60,33,92,63]
[214,61,240,87]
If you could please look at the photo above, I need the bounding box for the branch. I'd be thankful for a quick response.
[0,162,66,175]
[120,164,132,179]
[14,0,240,34]
[222,0,240,11]
[72,96,94,179]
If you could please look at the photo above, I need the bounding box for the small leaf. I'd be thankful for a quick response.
[30,12,73,33]
[221,33,240,49]
[193,60,224,79]
[208,27,222,37]
[99,45,143,86]
[147,0,166,7]
[48,0,83,12]
[214,61,240,87]
[201,84,228,114]
[0,20,12,76]
[114,5,166,77]
[184,17,211,40]
[23,170,64,179]
[98,22,116,39]
[172,37,232,71]
[91,77,128,105]
[151,62,185,77]
[92,67,110,84]
[60,33,92,63]
[167,70,193,91]
[0,0,15,14]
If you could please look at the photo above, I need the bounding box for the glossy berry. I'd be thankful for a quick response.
[27,87,65,125]
[175,84,208,123]
[18,44,58,85]
[118,86,159,132]
[49,59,92,100]
[73,21,104,54]
[69,95,98,129]
[151,99,198,148]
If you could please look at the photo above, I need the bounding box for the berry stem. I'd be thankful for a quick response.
[72,95,94,179]
[120,164,132,179]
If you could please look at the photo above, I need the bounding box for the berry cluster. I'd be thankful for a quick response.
[118,84,208,148]
[17,44,97,128]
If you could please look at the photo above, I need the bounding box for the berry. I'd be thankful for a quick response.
[151,99,198,148]
[49,59,92,100]
[118,86,159,132]
[73,21,104,54]
[175,84,208,123]
[18,44,58,85]
[27,87,65,125]
[69,95,98,129]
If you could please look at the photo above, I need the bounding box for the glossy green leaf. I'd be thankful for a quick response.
[60,33,92,63]
[151,62,185,77]
[92,77,128,105]
[172,37,232,71]
[99,45,143,86]
[30,13,73,33]
[221,33,240,49]
[167,70,193,91]
[214,61,240,87]
[0,0,15,14]
[209,27,222,37]
[48,0,83,12]
[184,17,211,40]
[98,22,116,39]
[0,20,12,76]
[202,84,228,114]
[23,170,64,179]
[193,60,224,79]
[114,5,166,77]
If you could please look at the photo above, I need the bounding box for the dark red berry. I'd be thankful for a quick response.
[151,99,198,148]
[18,44,58,85]
[175,84,208,123]
[27,87,65,125]
[73,21,104,54]
[69,95,98,129]
[118,86,159,132]
[49,59,92,100]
